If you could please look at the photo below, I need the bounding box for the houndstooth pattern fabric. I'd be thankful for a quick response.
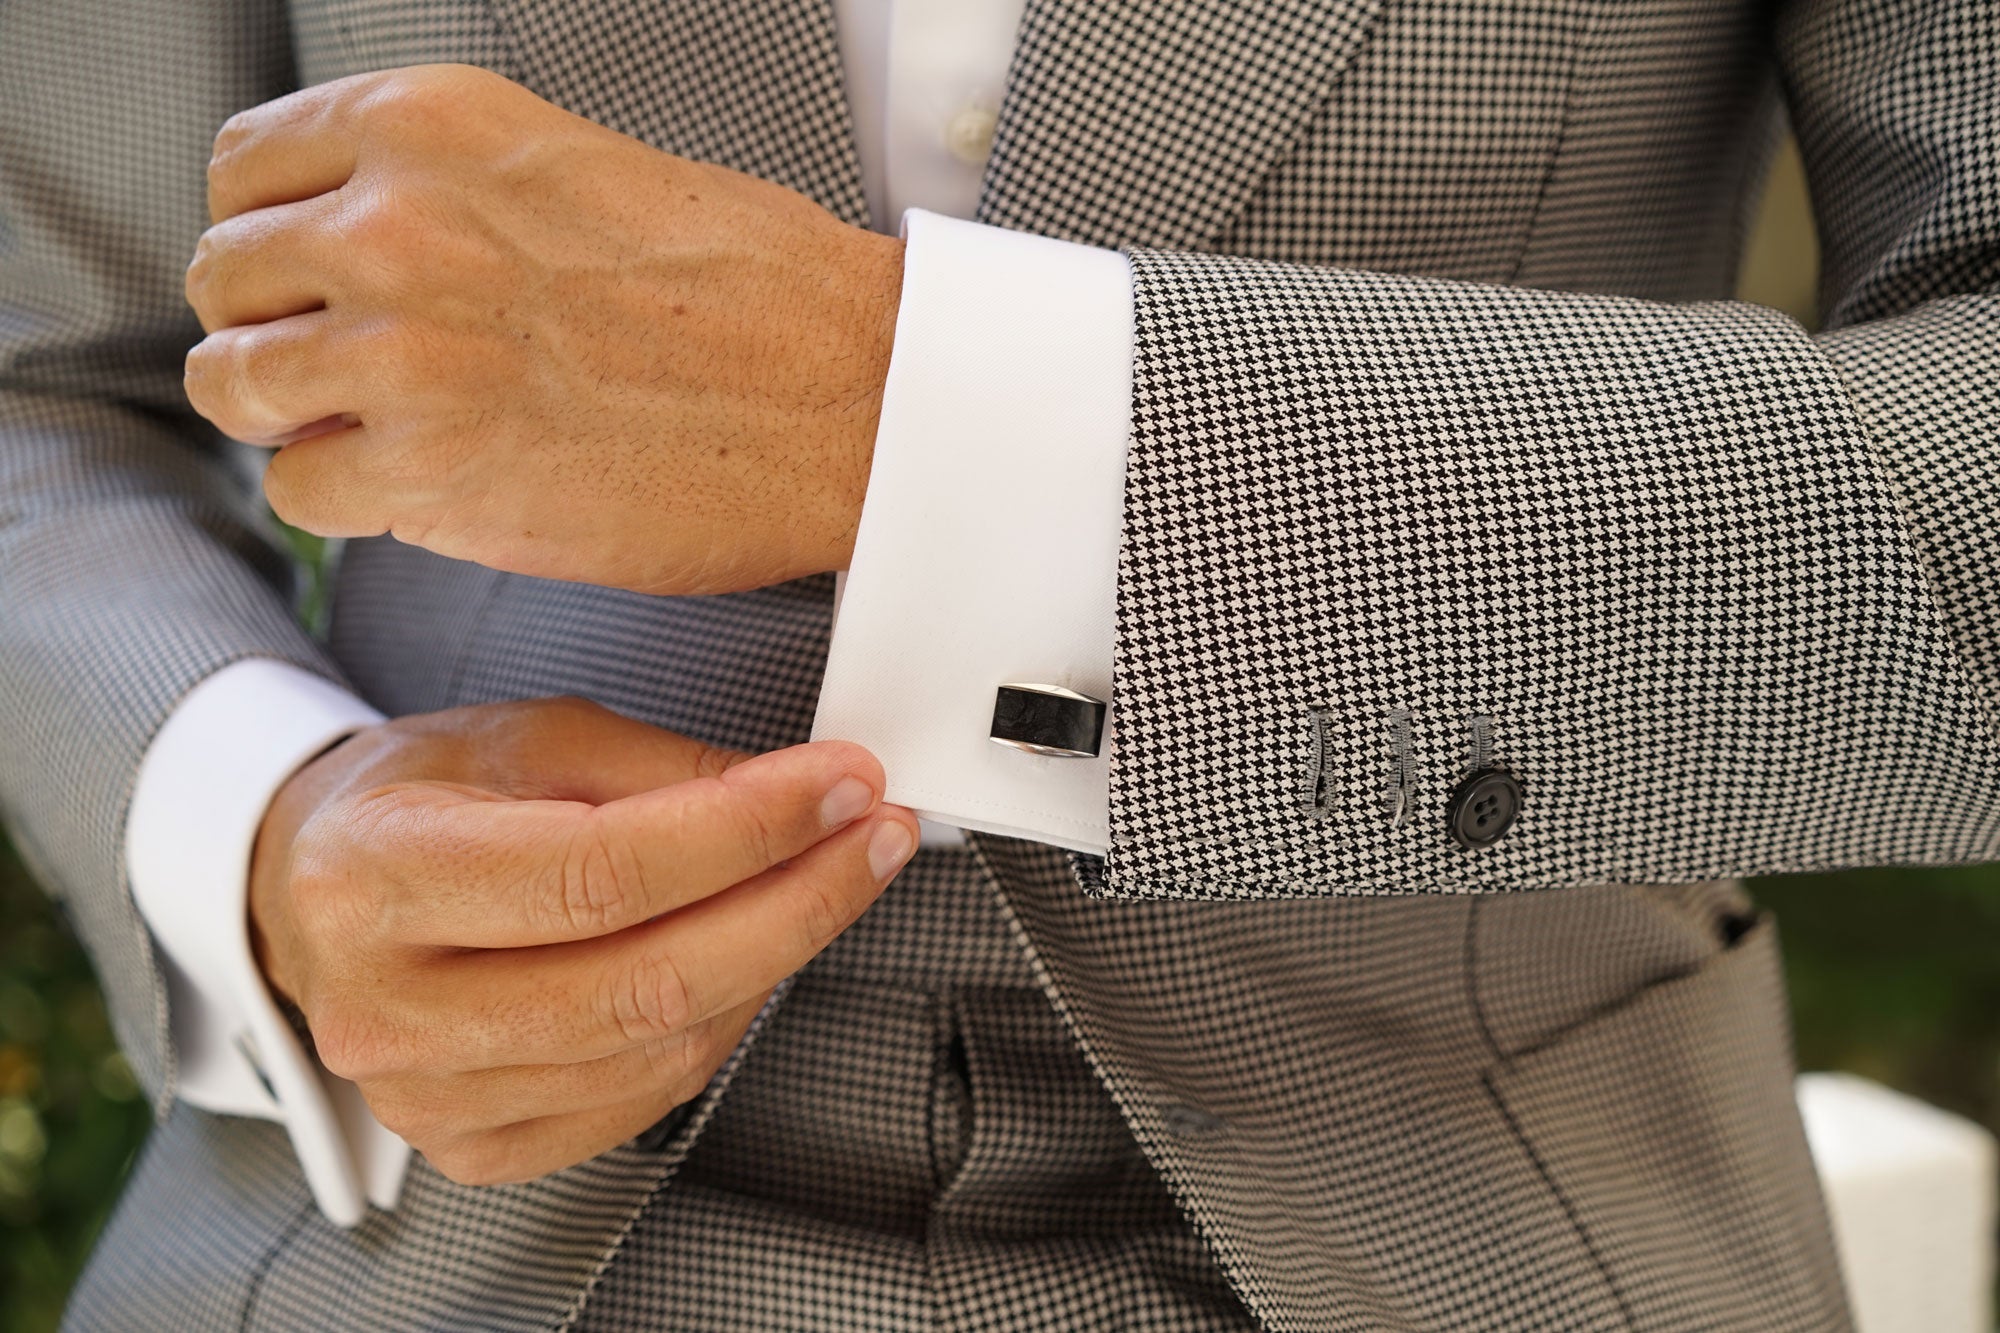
[5,0,1984,1324]
[67,1024,790,1331]
[1091,258,2000,898]
[1006,0,2000,900]
[975,835,1853,1331]
[0,0,325,1106]
[580,856,1258,1332]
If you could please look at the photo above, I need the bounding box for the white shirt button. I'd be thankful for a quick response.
[944,106,999,166]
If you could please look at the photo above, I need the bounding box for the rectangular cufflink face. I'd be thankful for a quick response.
[990,683,1106,758]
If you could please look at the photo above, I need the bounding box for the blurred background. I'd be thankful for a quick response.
[2,136,1996,1333]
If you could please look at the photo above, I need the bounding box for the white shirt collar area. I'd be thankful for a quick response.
[831,0,1029,231]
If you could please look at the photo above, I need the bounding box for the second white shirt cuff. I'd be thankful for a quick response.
[125,658,408,1227]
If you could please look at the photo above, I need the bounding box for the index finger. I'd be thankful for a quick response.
[404,806,919,1070]
[368,740,891,948]
[206,70,395,223]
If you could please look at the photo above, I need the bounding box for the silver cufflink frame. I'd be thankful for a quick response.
[989,683,1106,758]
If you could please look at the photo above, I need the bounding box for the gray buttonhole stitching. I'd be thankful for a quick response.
[1304,708,1337,822]
[1465,713,1494,771]
[1386,709,1414,827]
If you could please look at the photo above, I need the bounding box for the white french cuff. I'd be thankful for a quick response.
[813,209,1134,855]
[126,658,408,1227]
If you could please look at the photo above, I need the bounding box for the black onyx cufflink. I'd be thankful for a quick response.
[989,683,1106,758]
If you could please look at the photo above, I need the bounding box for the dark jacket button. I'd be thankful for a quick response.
[1445,767,1522,849]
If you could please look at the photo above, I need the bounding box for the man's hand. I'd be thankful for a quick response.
[184,64,904,597]
[249,696,919,1186]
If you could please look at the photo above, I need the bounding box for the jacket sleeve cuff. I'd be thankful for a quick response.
[1102,251,2000,897]
[812,209,1134,855]
[125,658,408,1226]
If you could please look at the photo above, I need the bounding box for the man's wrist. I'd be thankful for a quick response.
[822,228,906,573]
[247,726,376,1016]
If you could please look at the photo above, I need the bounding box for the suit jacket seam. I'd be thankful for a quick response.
[1480,1072,1639,1332]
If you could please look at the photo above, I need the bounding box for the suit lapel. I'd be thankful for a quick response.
[484,0,871,225]
[483,0,1381,249]
[977,0,1386,249]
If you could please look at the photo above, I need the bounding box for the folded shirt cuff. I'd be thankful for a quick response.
[814,209,1134,855]
[125,658,408,1226]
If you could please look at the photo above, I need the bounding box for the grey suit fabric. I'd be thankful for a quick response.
[579,849,1260,1331]
[1035,0,2000,898]
[5,0,1984,1324]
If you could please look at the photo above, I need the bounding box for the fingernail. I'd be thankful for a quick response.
[868,819,915,882]
[820,775,874,827]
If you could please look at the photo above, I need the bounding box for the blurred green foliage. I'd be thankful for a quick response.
[1761,866,2000,1136]
[4,135,1996,1333]
[0,838,151,1333]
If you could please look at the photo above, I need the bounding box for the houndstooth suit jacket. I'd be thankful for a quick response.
[4,0,1994,1325]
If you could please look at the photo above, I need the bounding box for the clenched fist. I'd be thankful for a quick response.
[185,64,903,596]
[249,697,918,1185]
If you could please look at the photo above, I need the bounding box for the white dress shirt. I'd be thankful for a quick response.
[126,0,1133,1225]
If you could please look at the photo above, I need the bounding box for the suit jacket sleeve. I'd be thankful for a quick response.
[0,0,341,1106]
[1080,0,2000,899]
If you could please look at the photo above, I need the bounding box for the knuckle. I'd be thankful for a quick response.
[712,784,780,868]
[360,1085,435,1143]
[633,1035,681,1085]
[208,114,252,175]
[790,872,855,955]
[215,103,265,149]
[664,1031,725,1107]
[340,190,417,273]
[213,341,268,435]
[286,846,372,944]
[194,325,300,439]
[262,448,313,526]
[184,232,221,312]
[359,69,456,140]
[182,342,220,419]
[724,795,781,875]
[606,951,694,1047]
[241,323,293,387]
[553,818,633,937]
[211,111,251,158]
[266,438,379,537]
[285,829,395,963]
[370,71,437,119]
[205,116,258,218]
[426,1137,516,1188]
[689,744,741,782]
[307,994,395,1082]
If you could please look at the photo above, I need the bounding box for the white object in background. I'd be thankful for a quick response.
[1797,1072,1997,1333]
